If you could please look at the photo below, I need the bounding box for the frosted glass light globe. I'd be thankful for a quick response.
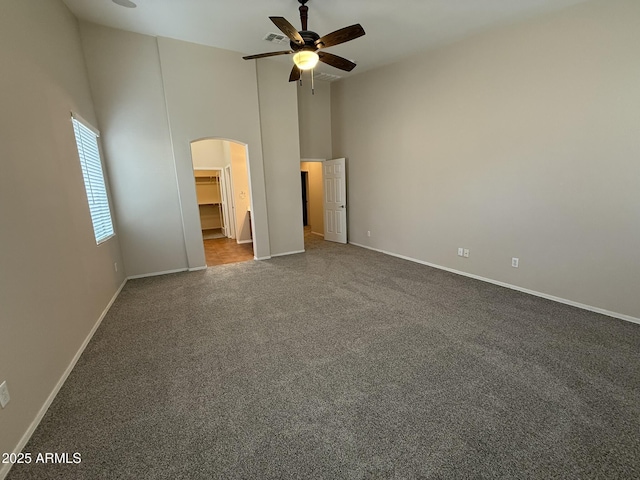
[293,51,319,70]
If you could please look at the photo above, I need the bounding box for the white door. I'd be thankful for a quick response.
[323,158,347,244]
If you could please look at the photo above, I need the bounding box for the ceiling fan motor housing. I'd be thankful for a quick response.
[292,30,320,51]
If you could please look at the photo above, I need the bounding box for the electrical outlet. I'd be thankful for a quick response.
[0,381,10,408]
[512,257,519,268]
[463,249,469,258]
[457,248,464,257]
[367,231,371,237]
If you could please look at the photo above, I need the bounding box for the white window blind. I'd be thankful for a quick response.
[71,115,115,244]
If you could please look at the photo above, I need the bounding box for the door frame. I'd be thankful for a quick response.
[188,138,260,266]
[300,158,326,238]
[223,164,236,239]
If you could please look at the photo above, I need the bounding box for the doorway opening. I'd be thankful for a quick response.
[191,138,254,266]
[300,158,348,246]
[301,171,309,227]
[300,160,324,247]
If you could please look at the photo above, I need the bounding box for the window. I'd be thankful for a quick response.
[71,114,115,244]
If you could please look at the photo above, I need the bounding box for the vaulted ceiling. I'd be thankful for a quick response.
[63,0,591,79]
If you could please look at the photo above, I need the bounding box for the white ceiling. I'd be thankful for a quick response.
[63,0,590,79]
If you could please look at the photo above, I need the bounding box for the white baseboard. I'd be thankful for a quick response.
[311,231,324,237]
[188,266,207,272]
[255,249,306,261]
[237,239,253,245]
[350,242,640,326]
[127,267,188,279]
[271,249,305,258]
[0,278,128,480]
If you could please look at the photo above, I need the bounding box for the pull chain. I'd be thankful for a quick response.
[311,68,315,95]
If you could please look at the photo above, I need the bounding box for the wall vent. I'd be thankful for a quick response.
[263,33,290,45]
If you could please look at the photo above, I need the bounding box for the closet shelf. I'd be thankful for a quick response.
[194,170,224,233]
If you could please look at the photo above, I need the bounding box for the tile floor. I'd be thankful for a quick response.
[203,237,254,266]
[203,228,320,267]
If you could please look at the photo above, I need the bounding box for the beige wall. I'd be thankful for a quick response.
[297,79,332,160]
[81,26,305,267]
[257,60,305,256]
[156,36,272,264]
[191,139,227,170]
[331,0,640,319]
[297,74,331,239]
[79,23,188,277]
[230,142,252,243]
[300,162,324,236]
[81,27,270,267]
[0,0,125,470]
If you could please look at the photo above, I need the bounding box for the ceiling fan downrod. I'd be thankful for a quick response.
[298,0,309,31]
[298,0,314,95]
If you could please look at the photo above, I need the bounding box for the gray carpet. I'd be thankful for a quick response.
[8,235,640,479]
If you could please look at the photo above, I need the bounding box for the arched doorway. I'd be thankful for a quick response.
[190,138,255,266]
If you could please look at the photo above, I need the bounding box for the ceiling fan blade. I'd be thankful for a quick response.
[270,17,304,45]
[243,50,293,60]
[318,52,357,72]
[289,65,302,82]
[315,24,365,49]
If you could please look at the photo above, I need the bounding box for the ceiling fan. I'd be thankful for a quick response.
[242,0,365,82]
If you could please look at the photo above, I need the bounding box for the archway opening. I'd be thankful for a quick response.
[190,138,254,266]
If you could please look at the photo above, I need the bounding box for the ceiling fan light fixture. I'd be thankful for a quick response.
[293,51,319,70]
